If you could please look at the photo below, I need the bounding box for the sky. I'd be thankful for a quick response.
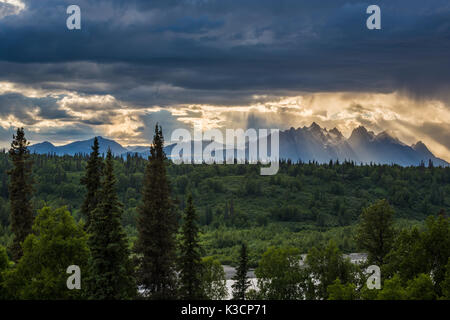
[0,0,449,160]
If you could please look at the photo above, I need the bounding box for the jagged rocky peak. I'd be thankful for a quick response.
[412,140,426,150]
[376,130,394,140]
[376,130,393,139]
[349,125,374,140]
[27,123,450,167]
[375,131,406,146]
[307,122,328,140]
[329,127,341,135]
[412,141,433,155]
[308,122,322,131]
[353,125,368,134]
[329,127,344,140]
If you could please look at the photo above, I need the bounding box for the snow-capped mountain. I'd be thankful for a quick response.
[279,122,358,164]
[277,123,448,166]
[28,124,449,167]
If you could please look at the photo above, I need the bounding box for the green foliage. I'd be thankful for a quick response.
[405,273,436,300]
[359,283,380,300]
[376,274,406,300]
[384,228,428,281]
[442,258,450,299]
[355,199,395,265]
[0,245,8,271]
[0,138,449,300]
[378,272,438,301]
[256,247,305,300]
[8,127,34,261]
[80,137,102,229]
[384,214,450,295]
[306,241,358,300]
[2,206,89,299]
[420,214,450,295]
[1,150,449,264]
[0,245,10,299]
[178,194,204,299]
[201,257,227,300]
[232,243,250,300]
[134,125,178,299]
[86,149,136,300]
[327,278,358,300]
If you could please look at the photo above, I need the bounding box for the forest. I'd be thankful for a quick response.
[0,127,449,300]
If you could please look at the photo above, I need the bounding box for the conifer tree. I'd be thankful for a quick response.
[80,137,102,229]
[232,243,251,300]
[179,194,204,299]
[86,149,136,299]
[224,202,229,220]
[135,125,178,299]
[230,198,234,218]
[8,127,34,262]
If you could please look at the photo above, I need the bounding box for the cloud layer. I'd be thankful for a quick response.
[0,0,449,160]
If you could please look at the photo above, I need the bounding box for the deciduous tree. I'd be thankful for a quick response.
[355,199,395,266]
[256,247,304,300]
[306,241,357,300]
[2,206,89,299]
[201,257,227,300]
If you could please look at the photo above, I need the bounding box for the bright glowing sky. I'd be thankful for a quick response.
[0,1,449,160]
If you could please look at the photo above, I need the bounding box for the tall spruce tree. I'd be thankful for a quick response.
[232,243,251,300]
[86,149,136,299]
[135,125,178,299]
[179,194,204,299]
[8,127,34,262]
[80,137,102,229]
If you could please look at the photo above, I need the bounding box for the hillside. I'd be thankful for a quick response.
[0,152,448,265]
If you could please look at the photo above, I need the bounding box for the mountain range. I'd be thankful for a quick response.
[278,123,448,166]
[28,124,449,167]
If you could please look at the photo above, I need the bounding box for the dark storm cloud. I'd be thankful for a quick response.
[0,0,448,106]
[420,122,450,151]
[0,0,449,157]
[78,111,118,125]
[0,61,287,106]
[0,92,71,124]
[0,125,14,142]
[27,123,98,144]
[140,109,193,141]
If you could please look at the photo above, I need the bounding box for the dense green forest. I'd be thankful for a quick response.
[0,149,449,266]
[0,127,450,300]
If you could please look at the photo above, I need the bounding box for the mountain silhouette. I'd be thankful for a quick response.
[29,136,128,156]
[28,125,449,167]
